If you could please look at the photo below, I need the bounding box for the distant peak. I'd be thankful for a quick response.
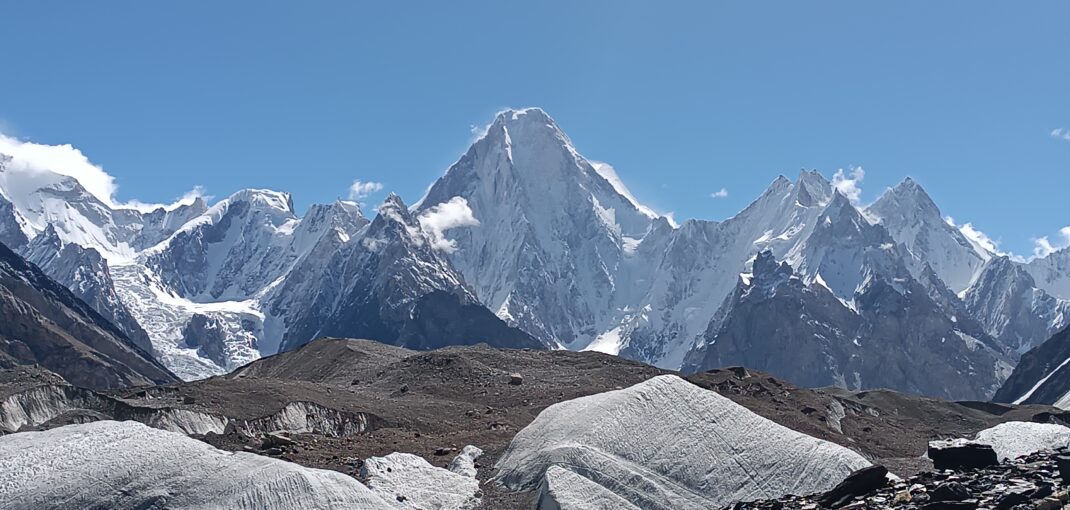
[762,175,793,196]
[378,193,409,215]
[494,107,554,124]
[223,189,295,215]
[826,189,853,209]
[487,107,565,141]
[891,177,931,198]
[870,176,940,218]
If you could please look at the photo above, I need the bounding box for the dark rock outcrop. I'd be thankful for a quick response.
[818,465,889,508]
[928,441,998,471]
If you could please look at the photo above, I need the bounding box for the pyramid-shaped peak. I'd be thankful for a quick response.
[378,192,408,214]
[870,177,941,218]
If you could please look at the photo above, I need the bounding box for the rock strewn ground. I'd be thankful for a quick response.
[732,448,1070,509]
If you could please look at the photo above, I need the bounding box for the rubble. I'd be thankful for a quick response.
[731,447,1070,509]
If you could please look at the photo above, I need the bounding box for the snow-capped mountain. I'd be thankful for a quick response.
[0,241,177,389]
[605,172,840,368]
[416,108,657,349]
[269,194,539,353]
[141,189,307,301]
[682,251,1011,400]
[1027,248,1070,300]
[964,256,1070,352]
[20,224,153,353]
[2,107,1068,400]
[0,154,207,262]
[866,178,990,294]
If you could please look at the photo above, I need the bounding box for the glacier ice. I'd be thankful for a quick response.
[494,375,871,509]
[0,420,391,509]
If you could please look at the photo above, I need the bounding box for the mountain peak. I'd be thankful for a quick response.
[493,107,555,127]
[221,189,295,216]
[379,192,407,213]
[875,177,941,215]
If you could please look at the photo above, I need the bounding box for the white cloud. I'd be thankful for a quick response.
[0,133,118,205]
[1051,128,1070,142]
[961,223,1004,256]
[123,186,211,213]
[417,196,480,253]
[0,132,204,211]
[348,180,384,201]
[1033,226,1070,259]
[946,215,1005,257]
[710,188,729,199]
[831,166,865,204]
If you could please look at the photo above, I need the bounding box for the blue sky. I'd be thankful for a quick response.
[1,2,1068,256]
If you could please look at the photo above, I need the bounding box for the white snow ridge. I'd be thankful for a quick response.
[0,420,391,510]
[493,375,871,510]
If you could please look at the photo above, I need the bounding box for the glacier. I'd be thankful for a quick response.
[494,375,871,509]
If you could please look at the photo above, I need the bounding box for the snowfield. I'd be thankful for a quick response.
[494,375,872,509]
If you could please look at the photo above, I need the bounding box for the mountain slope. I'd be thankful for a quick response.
[141,189,305,301]
[1027,248,1070,300]
[866,178,989,293]
[0,241,177,389]
[416,108,657,349]
[272,194,540,353]
[993,326,1070,407]
[20,224,153,353]
[964,256,1070,352]
[683,251,1012,400]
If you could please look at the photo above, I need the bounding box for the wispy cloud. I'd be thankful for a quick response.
[1033,226,1070,259]
[348,180,384,201]
[0,132,204,211]
[946,215,1070,262]
[1051,128,1070,142]
[710,188,729,199]
[417,196,480,253]
[831,166,865,204]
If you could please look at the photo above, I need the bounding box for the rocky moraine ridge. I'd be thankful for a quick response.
[738,446,1070,509]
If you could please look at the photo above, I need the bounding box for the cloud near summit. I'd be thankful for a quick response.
[417,197,480,253]
[0,132,205,212]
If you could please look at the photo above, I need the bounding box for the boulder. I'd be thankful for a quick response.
[817,465,888,508]
[927,440,998,471]
[929,481,970,502]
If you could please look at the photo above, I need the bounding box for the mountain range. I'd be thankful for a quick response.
[1,108,1067,400]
